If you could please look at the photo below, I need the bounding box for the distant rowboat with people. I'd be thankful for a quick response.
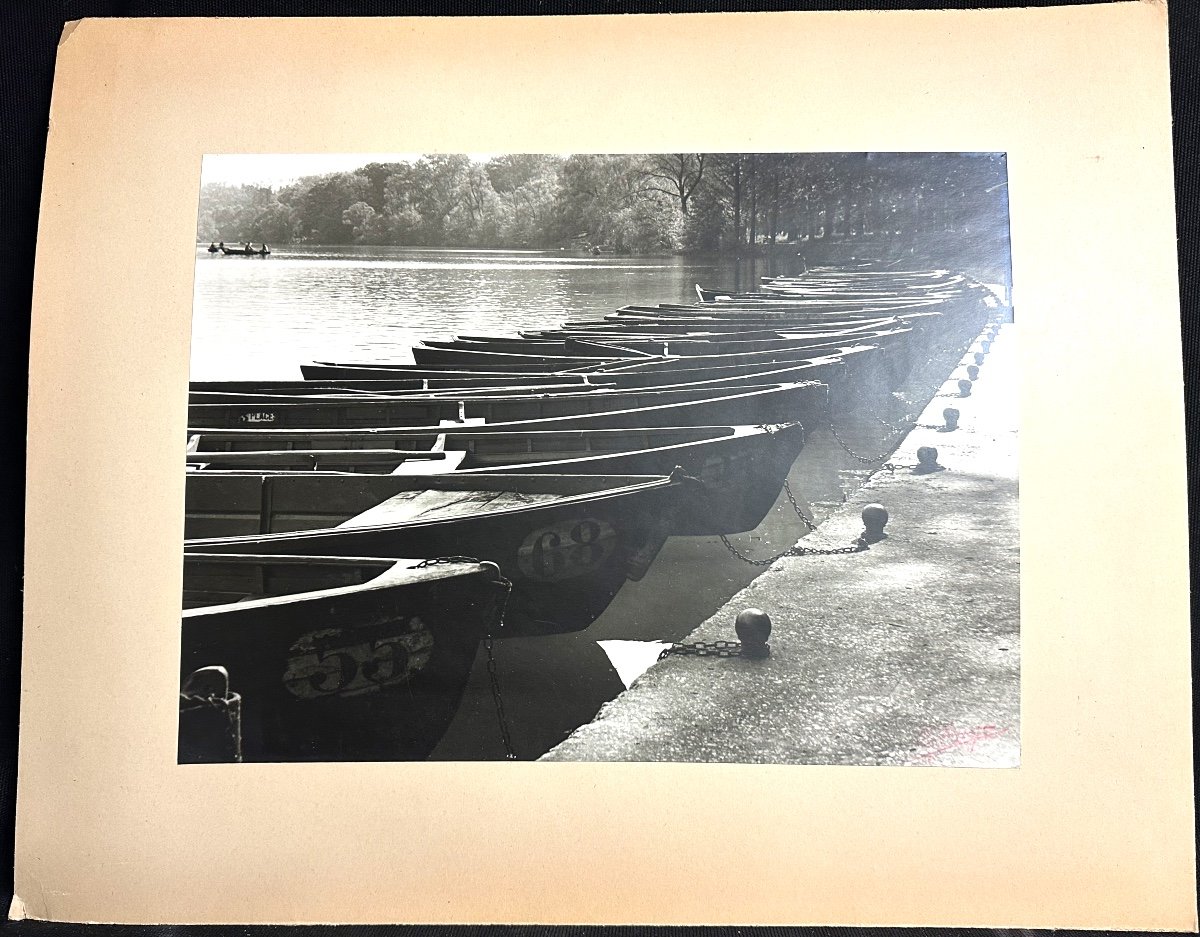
[207,241,271,256]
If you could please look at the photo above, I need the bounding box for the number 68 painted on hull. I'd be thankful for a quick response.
[516,517,617,582]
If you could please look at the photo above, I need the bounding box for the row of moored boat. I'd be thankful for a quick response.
[179,266,1001,763]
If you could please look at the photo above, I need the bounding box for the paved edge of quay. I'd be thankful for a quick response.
[541,321,1019,765]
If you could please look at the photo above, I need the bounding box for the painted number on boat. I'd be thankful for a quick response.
[282,618,433,700]
[240,411,276,423]
[517,518,616,582]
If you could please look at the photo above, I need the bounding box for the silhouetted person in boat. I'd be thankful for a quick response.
[207,241,217,253]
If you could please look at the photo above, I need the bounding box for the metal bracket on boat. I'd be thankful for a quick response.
[178,665,243,764]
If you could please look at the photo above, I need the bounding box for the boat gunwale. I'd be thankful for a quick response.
[183,471,686,546]
[181,554,499,617]
[184,380,828,437]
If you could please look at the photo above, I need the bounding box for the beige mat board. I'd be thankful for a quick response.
[14,6,1195,928]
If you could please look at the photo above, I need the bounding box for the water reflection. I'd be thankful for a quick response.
[191,245,799,379]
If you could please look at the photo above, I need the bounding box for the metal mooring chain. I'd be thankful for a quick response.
[719,532,868,567]
[782,479,818,532]
[755,424,819,533]
[412,556,517,760]
[658,640,744,660]
[827,418,906,467]
[412,556,484,568]
[483,579,517,761]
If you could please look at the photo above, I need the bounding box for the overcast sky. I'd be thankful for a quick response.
[200,153,499,187]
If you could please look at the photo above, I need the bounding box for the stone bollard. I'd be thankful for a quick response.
[735,608,772,659]
[917,446,940,469]
[943,407,960,431]
[980,339,992,353]
[966,364,980,381]
[861,502,889,543]
[974,352,986,366]
[957,378,973,397]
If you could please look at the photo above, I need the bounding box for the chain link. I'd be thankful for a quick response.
[781,479,818,532]
[827,418,909,465]
[658,640,744,660]
[754,423,818,533]
[718,532,867,567]
[483,578,517,761]
[834,327,984,458]
[411,556,484,568]
[411,556,517,760]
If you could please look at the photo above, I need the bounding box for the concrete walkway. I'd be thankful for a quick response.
[542,323,1019,766]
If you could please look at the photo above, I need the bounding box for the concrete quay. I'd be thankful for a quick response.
[542,322,1020,766]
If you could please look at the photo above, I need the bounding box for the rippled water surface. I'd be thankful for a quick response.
[191,245,803,379]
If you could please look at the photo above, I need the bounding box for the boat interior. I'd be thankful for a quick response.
[184,471,670,539]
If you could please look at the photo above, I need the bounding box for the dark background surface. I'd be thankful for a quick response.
[1,0,1195,934]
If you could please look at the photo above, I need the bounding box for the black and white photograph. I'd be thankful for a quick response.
[13,5,1195,927]
[179,151,1017,765]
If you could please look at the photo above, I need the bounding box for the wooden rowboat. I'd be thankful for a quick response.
[189,356,861,405]
[407,328,909,367]
[186,423,808,536]
[197,373,601,394]
[193,350,868,398]
[184,471,695,637]
[413,326,907,359]
[301,359,604,378]
[186,381,829,433]
[181,554,508,762]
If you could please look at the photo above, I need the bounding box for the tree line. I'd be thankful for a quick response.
[197,152,1009,256]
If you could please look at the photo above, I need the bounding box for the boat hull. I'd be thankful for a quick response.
[188,423,808,536]
[459,423,806,535]
[181,555,508,762]
[183,473,691,637]
[187,382,829,434]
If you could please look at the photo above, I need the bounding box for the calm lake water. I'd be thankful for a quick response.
[189,244,936,761]
[191,245,806,380]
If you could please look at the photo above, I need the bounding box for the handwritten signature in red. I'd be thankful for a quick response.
[914,723,1009,764]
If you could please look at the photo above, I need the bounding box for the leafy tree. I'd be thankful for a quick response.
[638,154,706,216]
[381,169,424,244]
[289,172,370,242]
[446,162,503,245]
[194,151,1009,264]
[342,201,381,243]
[485,154,563,195]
